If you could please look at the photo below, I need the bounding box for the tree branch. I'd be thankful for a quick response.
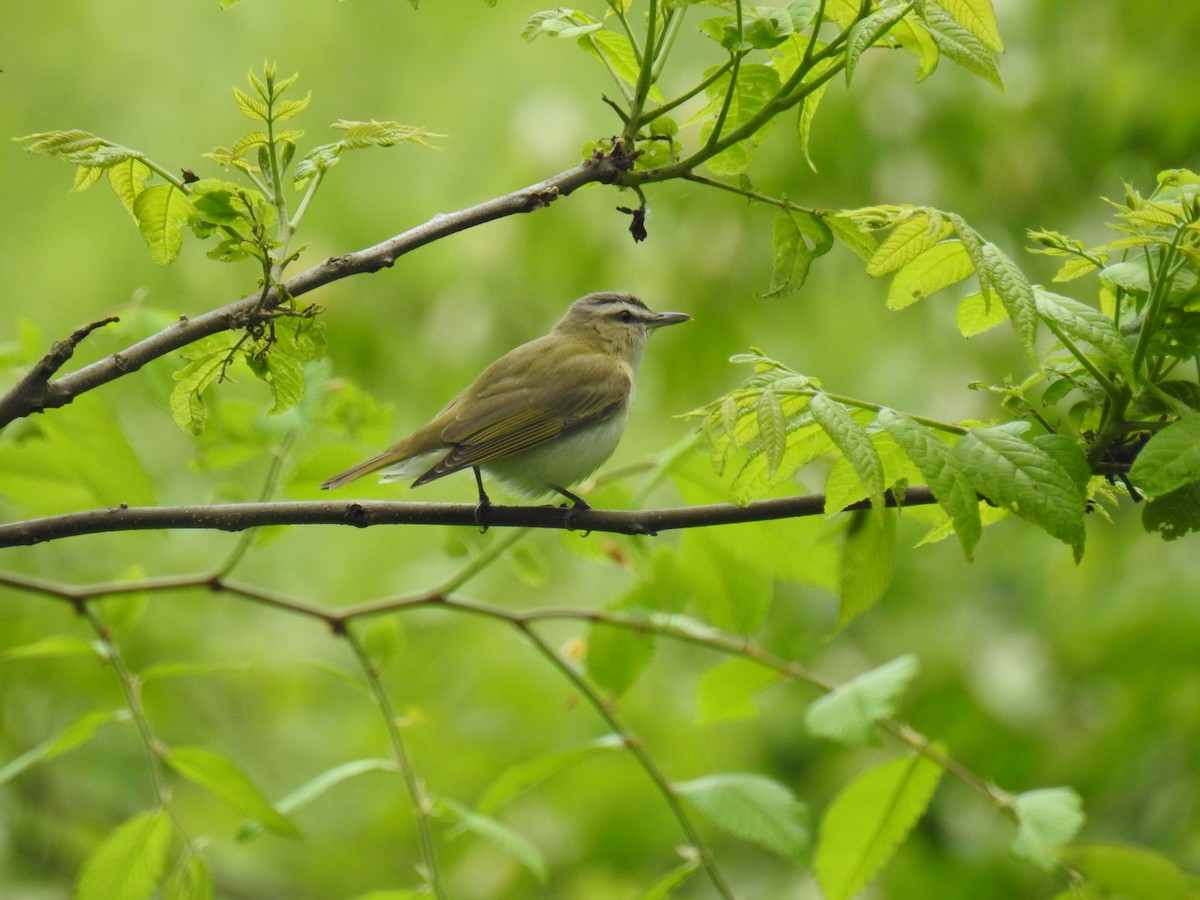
[0,487,936,548]
[0,151,629,431]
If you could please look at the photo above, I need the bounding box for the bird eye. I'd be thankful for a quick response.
[616,310,634,323]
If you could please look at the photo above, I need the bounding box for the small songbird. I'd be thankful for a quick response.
[320,292,690,521]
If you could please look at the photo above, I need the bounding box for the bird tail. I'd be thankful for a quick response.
[320,446,415,490]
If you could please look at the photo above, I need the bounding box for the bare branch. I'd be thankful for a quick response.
[0,151,629,431]
[0,487,936,548]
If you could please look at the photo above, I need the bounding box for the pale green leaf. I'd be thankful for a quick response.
[162,854,215,900]
[107,158,154,214]
[582,30,664,102]
[681,529,773,634]
[937,0,1004,52]
[922,4,1003,89]
[586,621,655,697]
[1010,787,1086,870]
[635,861,700,900]
[1060,842,1190,900]
[978,242,1039,364]
[810,394,884,507]
[76,809,172,900]
[796,79,829,172]
[1128,414,1200,498]
[698,64,782,176]
[956,290,1008,336]
[877,409,981,558]
[166,745,299,838]
[441,798,548,884]
[892,18,940,81]
[845,6,909,84]
[677,773,809,859]
[240,758,398,841]
[805,655,919,745]
[1035,288,1133,379]
[814,751,945,900]
[764,208,834,297]
[0,710,124,787]
[132,183,193,266]
[838,508,896,626]
[756,390,787,474]
[955,425,1086,559]
[478,736,624,816]
[0,633,97,662]
[696,658,781,724]
[887,240,975,309]
[867,211,947,277]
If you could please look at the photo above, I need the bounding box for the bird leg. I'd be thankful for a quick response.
[551,485,590,532]
[472,467,492,532]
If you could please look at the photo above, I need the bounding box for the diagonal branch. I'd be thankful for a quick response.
[0,151,630,431]
[0,487,936,548]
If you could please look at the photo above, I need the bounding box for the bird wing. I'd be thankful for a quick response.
[414,350,632,483]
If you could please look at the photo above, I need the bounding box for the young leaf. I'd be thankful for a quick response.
[677,773,809,859]
[937,0,1004,52]
[162,854,215,900]
[108,158,154,214]
[809,394,884,507]
[1010,787,1086,870]
[582,30,664,102]
[478,735,624,816]
[1034,289,1134,380]
[1128,414,1200,499]
[634,860,700,900]
[76,809,172,900]
[0,633,97,663]
[866,211,946,277]
[440,798,548,884]
[165,745,300,838]
[921,4,1003,90]
[804,655,919,745]
[814,751,945,900]
[764,208,834,297]
[240,758,399,841]
[132,183,193,266]
[877,409,981,557]
[585,621,655,697]
[978,242,1040,365]
[955,425,1087,559]
[956,290,1008,336]
[697,64,782,176]
[756,390,788,474]
[892,18,941,81]
[845,6,909,84]
[696,658,781,724]
[1060,842,1190,900]
[838,508,896,627]
[886,240,974,309]
[0,709,124,787]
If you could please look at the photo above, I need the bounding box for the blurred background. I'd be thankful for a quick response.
[1,1,1199,897]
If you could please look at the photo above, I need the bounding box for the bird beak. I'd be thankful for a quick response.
[651,311,692,328]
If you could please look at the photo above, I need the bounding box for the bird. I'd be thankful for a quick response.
[320,291,691,525]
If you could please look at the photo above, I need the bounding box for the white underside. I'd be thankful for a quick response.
[379,405,631,499]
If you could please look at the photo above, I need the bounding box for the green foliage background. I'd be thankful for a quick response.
[2,1,1200,898]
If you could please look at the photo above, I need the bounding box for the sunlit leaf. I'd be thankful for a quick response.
[921,4,1002,90]
[887,240,974,309]
[677,773,809,859]
[845,6,909,84]
[814,751,944,900]
[979,242,1039,364]
[696,658,781,724]
[166,745,299,838]
[132,183,193,266]
[867,211,946,277]
[956,290,1008,336]
[810,393,884,507]
[1010,787,1085,870]
[76,809,172,900]
[805,655,919,745]
[937,0,1004,52]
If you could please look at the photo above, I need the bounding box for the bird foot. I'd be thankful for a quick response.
[474,495,492,533]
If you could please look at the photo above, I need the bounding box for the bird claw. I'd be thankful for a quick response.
[474,496,492,533]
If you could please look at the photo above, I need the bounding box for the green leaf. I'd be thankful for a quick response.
[956,290,1008,336]
[162,854,215,900]
[677,773,809,859]
[796,79,830,172]
[763,208,834,297]
[586,621,655,697]
[867,211,946,277]
[681,529,773,634]
[478,736,624,816]
[166,745,299,838]
[697,63,782,176]
[845,6,909,84]
[634,860,700,900]
[107,158,154,214]
[892,18,941,81]
[978,242,1039,364]
[1061,843,1190,900]
[955,425,1086,559]
[1035,289,1134,379]
[805,655,919,745]
[922,4,1003,90]
[696,658,781,724]
[877,409,981,558]
[0,633,97,663]
[0,709,124,787]
[239,758,397,841]
[1128,414,1200,498]
[838,509,896,627]
[937,0,1004,52]
[132,183,193,265]
[756,389,787,474]
[887,240,975,309]
[360,616,403,669]
[582,30,663,102]
[1010,787,1086,870]
[440,798,548,884]
[76,809,172,900]
[1141,482,1200,540]
[809,394,884,507]
[522,8,600,41]
[814,751,945,900]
